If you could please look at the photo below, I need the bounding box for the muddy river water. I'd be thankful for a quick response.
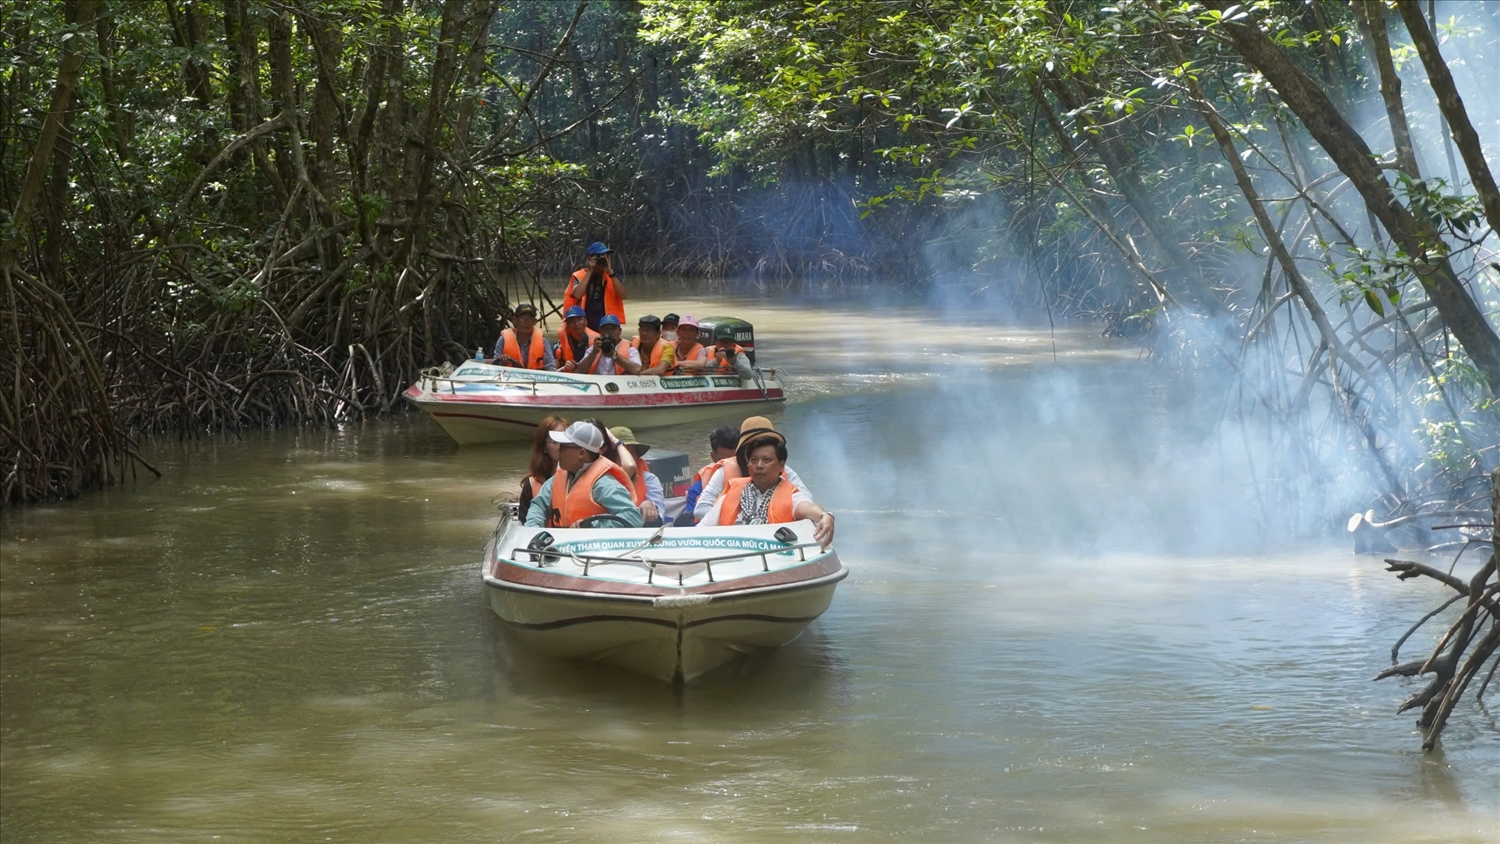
[2,292,1496,841]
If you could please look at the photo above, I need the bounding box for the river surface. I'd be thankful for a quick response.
[3,293,1497,842]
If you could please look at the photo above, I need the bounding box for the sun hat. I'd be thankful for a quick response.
[586,241,614,256]
[678,315,699,329]
[714,323,737,341]
[598,314,621,328]
[638,314,661,327]
[550,420,604,453]
[608,426,650,453]
[564,305,586,320]
[735,415,785,453]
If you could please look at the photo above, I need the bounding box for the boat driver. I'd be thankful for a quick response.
[525,421,644,529]
[698,426,835,547]
[491,303,555,370]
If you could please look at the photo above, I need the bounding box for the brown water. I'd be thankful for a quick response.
[3,294,1497,842]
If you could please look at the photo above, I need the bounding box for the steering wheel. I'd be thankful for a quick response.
[576,514,632,529]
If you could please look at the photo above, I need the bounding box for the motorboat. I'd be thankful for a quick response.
[405,315,784,445]
[481,512,847,682]
[405,364,786,445]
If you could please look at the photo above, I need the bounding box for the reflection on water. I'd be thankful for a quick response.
[2,295,1497,842]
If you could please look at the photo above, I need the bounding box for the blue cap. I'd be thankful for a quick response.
[598,314,621,328]
[586,241,614,256]
[564,305,586,320]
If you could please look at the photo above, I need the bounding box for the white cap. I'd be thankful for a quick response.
[549,420,604,453]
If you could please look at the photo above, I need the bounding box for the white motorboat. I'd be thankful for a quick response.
[405,363,786,445]
[481,513,846,682]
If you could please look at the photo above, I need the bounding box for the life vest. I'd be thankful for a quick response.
[556,326,600,372]
[630,459,651,505]
[667,341,704,375]
[547,457,633,528]
[499,328,547,370]
[712,343,746,374]
[716,477,797,525]
[631,336,670,369]
[564,269,625,324]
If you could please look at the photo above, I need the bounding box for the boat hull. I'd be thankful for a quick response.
[406,364,786,445]
[486,575,842,682]
[482,520,845,682]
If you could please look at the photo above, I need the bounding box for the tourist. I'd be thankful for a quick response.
[699,426,834,547]
[692,416,809,522]
[631,315,676,376]
[711,323,754,379]
[562,242,625,330]
[673,423,740,525]
[611,426,666,526]
[492,303,554,370]
[525,421,643,528]
[519,416,567,516]
[669,315,709,374]
[576,315,641,375]
[555,306,599,372]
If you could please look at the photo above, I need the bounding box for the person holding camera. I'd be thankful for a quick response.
[576,315,641,376]
[563,242,626,331]
[710,323,755,380]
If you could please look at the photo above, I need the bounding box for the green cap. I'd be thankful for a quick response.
[714,323,736,341]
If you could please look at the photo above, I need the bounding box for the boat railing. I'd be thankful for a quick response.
[507,540,825,585]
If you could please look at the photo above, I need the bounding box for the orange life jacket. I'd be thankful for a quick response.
[712,343,746,374]
[564,269,625,324]
[716,477,797,525]
[667,341,705,375]
[556,326,600,372]
[631,336,669,369]
[630,459,651,505]
[547,457,633,528]
[500,328,547,370]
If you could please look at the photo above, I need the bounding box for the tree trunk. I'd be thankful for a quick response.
[1207,0,1500,392]
[1395,0,1500,236]
[1351,0,1419,178]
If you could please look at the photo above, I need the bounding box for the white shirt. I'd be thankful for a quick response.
[594,345,641,376]
[693,464,808,522]
[700,478,812,526]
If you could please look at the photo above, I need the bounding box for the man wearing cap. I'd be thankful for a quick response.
[668,315,709,374]
[631,315,676,376]
[555,305,599,372]
[563,242,626,330]
[525,421,644,528]
[691,416,811,522]
[661,314,680,344]
[699,423,835,547]
[711,323,755,380]
[577,314,642,376]
[492,303,555,370]
[610,426,666,526]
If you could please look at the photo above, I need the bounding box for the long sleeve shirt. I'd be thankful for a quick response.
[525,471,644,527]
[693,464,809,522]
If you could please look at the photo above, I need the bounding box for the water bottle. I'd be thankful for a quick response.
[475,347,484,361]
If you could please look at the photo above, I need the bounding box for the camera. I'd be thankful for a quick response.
[597,336,618,356]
